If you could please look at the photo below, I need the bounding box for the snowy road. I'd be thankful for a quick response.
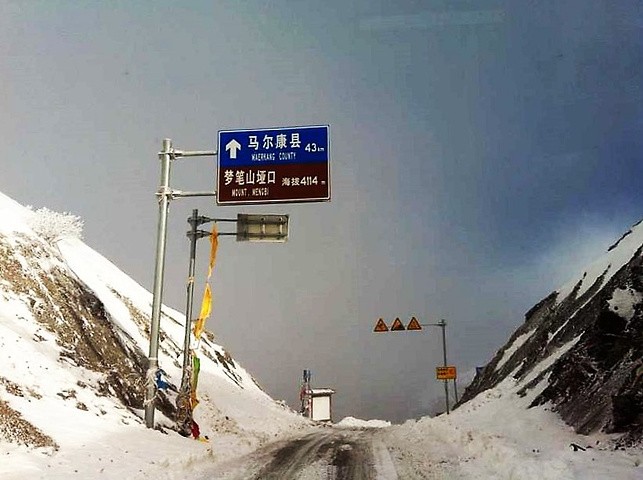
[201,428,399,480]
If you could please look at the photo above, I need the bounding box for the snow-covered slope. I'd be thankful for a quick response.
[460,219,643,444]
[0,191,308,479]
[385,375,642,479]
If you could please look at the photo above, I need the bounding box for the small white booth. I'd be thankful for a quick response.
[309,388,336,422]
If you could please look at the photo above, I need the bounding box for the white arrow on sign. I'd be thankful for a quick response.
[225,139,242,159]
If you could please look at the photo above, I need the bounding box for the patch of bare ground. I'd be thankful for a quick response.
[0,233,176,421]
[0,400,58,449]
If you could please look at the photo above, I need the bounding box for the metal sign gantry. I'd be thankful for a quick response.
[145,137,297,429]
[146,140,216,429]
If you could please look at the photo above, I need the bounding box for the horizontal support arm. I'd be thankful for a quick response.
[171,150,217,158]
[171,190,217,198]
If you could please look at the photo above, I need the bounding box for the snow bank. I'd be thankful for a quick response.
[385,378,643,479]
[335,417,392,429]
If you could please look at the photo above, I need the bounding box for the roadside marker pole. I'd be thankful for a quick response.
[438,319,449,415]
[421,319,450,414]
[175,209,212,435]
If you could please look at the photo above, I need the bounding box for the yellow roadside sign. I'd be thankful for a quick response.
[436,366,457,380]
[373,318,389,332]
[407,316,422,331]
[390,317,406,331]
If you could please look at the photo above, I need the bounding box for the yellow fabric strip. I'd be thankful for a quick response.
[193,284,211,339]
[208,224,218,279]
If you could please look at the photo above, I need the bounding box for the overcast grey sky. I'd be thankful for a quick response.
[2,0,642,422]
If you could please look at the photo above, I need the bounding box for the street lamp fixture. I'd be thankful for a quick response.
[236,214,289,242]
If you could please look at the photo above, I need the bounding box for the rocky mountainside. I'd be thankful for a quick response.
[0,191,305,453]
[460,220,643,445]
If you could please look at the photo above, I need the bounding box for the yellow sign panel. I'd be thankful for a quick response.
[390,317,406,331]
[373,318,389,333]
[407,316,422,331]
[436,366,457,380]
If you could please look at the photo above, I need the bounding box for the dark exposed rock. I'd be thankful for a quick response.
[458,223,643,444]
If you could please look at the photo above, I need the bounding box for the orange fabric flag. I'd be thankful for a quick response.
[207,224,218,279]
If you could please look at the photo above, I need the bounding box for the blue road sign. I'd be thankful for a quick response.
[217,125,330,205]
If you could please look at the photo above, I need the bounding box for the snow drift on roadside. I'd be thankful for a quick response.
[335,417,391,429]
[385,379,643,479]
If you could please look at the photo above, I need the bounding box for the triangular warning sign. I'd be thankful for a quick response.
[407,316,422,331]
[391,317,406,331]
[373,318,389,333]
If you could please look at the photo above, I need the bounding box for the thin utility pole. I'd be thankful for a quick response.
[438,319,450,414]
[175,209,200,435]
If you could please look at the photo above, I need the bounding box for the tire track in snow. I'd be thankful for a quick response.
[372,437,399,480]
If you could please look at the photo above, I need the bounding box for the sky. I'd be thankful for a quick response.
[1,0,643,423]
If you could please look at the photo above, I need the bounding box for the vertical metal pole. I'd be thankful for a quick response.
[145,138,173,428]
[176,209,199,434]
[183,210,199,380]
[440,319,450,415]
[454,378,459,404]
